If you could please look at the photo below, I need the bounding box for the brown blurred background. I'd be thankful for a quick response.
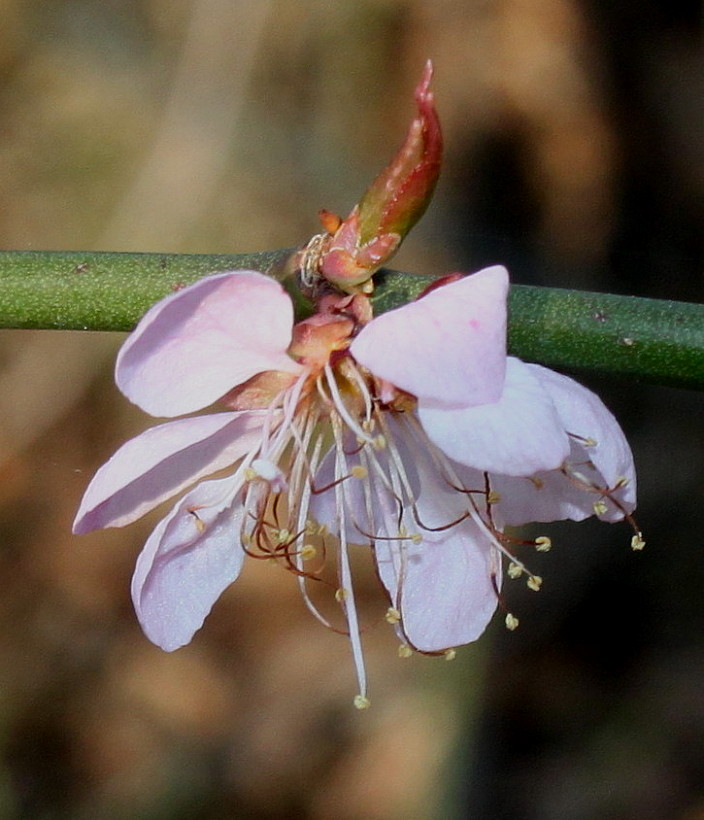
[0,1,702,818]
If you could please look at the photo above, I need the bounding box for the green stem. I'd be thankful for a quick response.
[1,249,703,390]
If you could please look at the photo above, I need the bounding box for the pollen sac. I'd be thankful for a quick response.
[505,613,520,631]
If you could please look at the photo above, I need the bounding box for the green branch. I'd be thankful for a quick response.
[1,249,703,390]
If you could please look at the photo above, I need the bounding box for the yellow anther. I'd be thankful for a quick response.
[335,587,347,602]
[505,613,520,631]
[631,533,646,551]
[300,544,317,561]
[385,607,401,624]
[535,536,552,552]
[444,649,457,661]
[373,435,387,450]
[508,562,523,579]
[351,465,368,479]
[189,511,206,534]
[241,533,252,548]
[593,500,608,516]
[275,529,291,545]
[410,533,422,545]
[244,467,257,482]
[398,644,413,658]
[527,575,543,592]
[614,476,629,488]
[353,694,371,710]
[487,491,501,504]
[583,437,597,447]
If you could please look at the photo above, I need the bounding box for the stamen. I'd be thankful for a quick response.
[385,607,401,624]
[323,364,375,445]
[568,431,598,447]
[353,694,371,710]
[527,575,543,592]
[593,500,608,515]
[398,644,414,658]
[443,649,457,661]
[188,510,206,534]
[505,613,520,631]
[300,544,317,560]
[631,533,646,551]
[508,562,523,579]
[535,536,552,552]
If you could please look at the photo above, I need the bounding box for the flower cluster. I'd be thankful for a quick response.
[73,265,641,709]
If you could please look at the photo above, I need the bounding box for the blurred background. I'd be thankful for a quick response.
[0,0,702,817]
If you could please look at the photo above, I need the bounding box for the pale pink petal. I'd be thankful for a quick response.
[132,474,246,651]
[527,363,636,499]
[488,443,634,526]
[116,270,303,417]
[350,266,508,407]
[73,410,270,533]
[418,357,570,475]
[375,517,499,652]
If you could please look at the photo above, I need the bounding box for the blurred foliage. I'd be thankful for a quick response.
[0,1,702,818]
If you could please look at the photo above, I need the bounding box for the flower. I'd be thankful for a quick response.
[73,266,640,708]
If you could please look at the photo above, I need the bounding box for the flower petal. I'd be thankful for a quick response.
[350,266,508,407]
[375,517,499,652]
[116,270,303,417]
[485,366,637,525]
[527,363,636,497]
[487,450,626,526]
[418,357,570,475]
[73,411,269,533]
[131,474,246,651]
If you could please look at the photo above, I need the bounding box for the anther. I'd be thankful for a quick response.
[487,491,501,504]
[508,562,523,579]
[535,536,552,552]
[351,465,368,479]
[188,510,206,534]
[444,649,457,661]
[398,645,413,658]
[353,694,371,710]
[614,476,629,488]
[335,588,348,602]
[275,529,291,545]
[373,435,387,450]
[300,544,317,561]
[385,607,401,624]
[505,613,520,631]
[593,500,608,515]
[527,575,543,592]
[631,533,646,551]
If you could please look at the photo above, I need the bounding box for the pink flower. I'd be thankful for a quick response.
[73,266,639,708]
